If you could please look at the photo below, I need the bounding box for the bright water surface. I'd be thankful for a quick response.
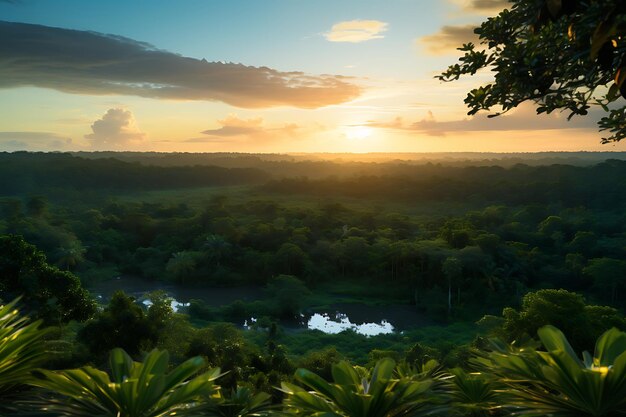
[89,276,430,336]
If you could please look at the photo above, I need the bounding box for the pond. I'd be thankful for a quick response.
[88,275,264,310]
[306,312,394,336]
[88,276,432,336]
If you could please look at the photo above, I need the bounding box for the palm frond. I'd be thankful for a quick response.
[31,348,221,417]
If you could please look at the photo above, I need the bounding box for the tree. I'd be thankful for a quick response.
[439,220,472,249]
[439,0,626,142]
[266,275,310,318]
[296,347,344,381]
[186,323,257,390]
[166,251,198,284]
[274,242,308,276]
[26,196,47,218]
[203,234,232,267]
[0,234,96,324]
[335,236,372,276]
[492,289,626,351]
[442,256,463,315]
[583,257,626,305]
[54,238,86,271]
[79,291,159,358]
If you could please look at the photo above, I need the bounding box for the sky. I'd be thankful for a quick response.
[1,0,624,153]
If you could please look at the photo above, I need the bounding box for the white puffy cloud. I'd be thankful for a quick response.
[85,108,145,149]
[325,20,388,43]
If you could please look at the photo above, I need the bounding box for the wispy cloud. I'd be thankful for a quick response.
[0,131,73,150]
[450,0,509,13]
[417,24,478,55]
[85,108,145,149]
[325,20,388,43]
[191,114,300,143]
[368,104,600,136]
[0,21,361,109]
[469,0,508,11]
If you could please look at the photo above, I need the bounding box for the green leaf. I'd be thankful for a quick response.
[537,325,581,364]
[31,349,219,417]
[594,328,626,367]
[109,348,134,383]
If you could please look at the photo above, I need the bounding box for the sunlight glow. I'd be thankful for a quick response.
[346,125,373,140]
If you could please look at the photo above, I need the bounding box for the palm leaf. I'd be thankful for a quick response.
[0,298,49,393]
[476,325,626,417]
[282,358,439,417]
[31,348,221,417]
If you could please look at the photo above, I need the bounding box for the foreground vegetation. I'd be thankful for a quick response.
[1,300,625,416]
[1,152,625,415]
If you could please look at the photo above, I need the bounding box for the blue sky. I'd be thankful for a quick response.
[1,0,447,77]
[1,0,623,153]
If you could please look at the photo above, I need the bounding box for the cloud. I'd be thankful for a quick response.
[0,131,73,150]
[85,108,145,149]
[1,140,28,150]
[417,24,478,55]
[450,0,508,13]
[325,20,388,43]
[469,0,508,10]
[201,115,265,137]
[0,21,361,109]
[191,114,300,143]
[368,104,601,136]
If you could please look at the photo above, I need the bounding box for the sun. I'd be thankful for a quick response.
[346,125,373,140]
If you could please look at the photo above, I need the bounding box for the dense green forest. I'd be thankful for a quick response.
[1,151,626,415]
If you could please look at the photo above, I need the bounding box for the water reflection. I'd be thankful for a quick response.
[88,276,264,307]
[90,276,428,335]
[142,298,189,312]
[243,317,257,329]
[307,312,394,336]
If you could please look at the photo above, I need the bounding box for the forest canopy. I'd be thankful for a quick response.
[0,151,625,415]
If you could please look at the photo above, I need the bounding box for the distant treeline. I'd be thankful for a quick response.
[5,153,626,207]
[263,160,626,207]
[71,151,626,180]
[0,152,269,194]
[74,150,626,167]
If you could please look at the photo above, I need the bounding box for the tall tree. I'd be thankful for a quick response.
[443,256,463,315]
[583,257,626,305]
